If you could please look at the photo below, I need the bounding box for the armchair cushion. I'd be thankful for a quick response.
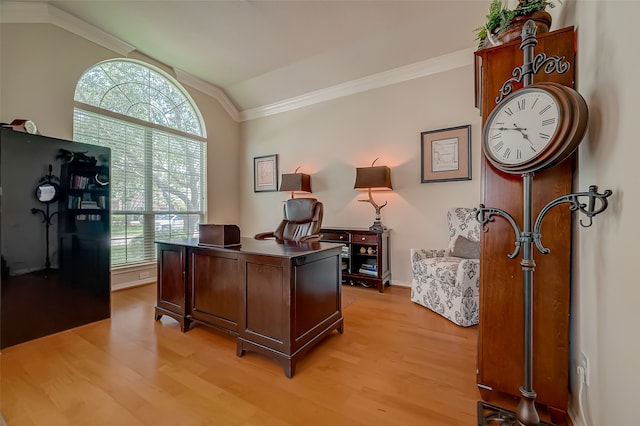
[450,235,480,259]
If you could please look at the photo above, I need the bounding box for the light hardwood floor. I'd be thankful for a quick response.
[1,284,483,425]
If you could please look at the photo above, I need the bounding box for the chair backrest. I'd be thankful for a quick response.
[273,198,323,242]
[447,207,480,245]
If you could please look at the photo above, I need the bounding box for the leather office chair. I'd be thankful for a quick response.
[254,198,324,243]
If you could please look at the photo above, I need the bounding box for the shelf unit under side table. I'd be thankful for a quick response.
[320,227,391,292]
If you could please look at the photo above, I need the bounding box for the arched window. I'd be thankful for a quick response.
[73,59,206,267]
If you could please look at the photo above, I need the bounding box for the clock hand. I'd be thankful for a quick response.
[513,124,537,151]
[491,126,526,131]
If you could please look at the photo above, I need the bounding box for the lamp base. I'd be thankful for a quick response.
[368,222,386,232]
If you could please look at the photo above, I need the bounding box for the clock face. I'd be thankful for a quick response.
[484,88,561,166]
[24,120,38,135]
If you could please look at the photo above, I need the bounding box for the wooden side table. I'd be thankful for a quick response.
[320,228,391,292]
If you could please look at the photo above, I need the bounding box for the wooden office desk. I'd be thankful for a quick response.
[155,237,344,377]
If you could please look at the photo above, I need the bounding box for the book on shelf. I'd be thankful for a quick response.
[67,196,106,210]
[80,201,100,209]
[359,263,377,270]
[358,268,378,276]
[70,174,93,189]
[76,214,101,221]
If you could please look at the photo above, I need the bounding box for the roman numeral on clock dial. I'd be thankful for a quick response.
[482,83,588,174]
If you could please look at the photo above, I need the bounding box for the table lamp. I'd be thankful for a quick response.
[354,158,392,231]
[279,166,312,199]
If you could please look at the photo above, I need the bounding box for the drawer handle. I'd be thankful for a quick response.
[340,236,344,240]
[361,237,366,241]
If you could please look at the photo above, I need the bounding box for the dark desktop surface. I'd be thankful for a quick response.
[156,236,343,257]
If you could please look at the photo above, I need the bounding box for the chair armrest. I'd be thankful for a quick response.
[455,258,480,292]
[299,233,322,243]
[410,248,446,273]
[254,232,276,240]
[410,248,446,261]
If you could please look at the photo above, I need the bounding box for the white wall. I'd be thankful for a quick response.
[565,1,640,425]
[240,65,482,286]
[0,23,240,288]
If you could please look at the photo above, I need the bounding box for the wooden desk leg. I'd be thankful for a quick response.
[181,318,191,332]
[284,362,295,378]
[236,339,296,378]
[154,307,190,332]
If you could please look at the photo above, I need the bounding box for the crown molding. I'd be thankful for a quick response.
[174,69,241,122]
[240,48,474,122]
[3,1,473,124]
[1,1,241,121]
[1,1,135,55]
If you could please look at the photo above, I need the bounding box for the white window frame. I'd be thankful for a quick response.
[73,59,207,267]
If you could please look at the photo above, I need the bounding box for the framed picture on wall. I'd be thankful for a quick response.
[420,125,471,183]
[254,154,278,192]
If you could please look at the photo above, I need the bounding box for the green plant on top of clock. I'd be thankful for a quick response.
[475,0,558,48]
[475,0,515,45]
[514,0,556,14]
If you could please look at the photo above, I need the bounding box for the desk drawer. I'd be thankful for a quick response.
[322,231,349,243]
[352,233,378,244]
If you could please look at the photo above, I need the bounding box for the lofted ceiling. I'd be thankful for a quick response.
[2,1,492,119]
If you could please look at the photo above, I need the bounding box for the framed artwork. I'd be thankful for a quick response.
[420,125,471,183]
[254,154,278,192]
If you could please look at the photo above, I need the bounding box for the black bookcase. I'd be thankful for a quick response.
[58,162,111,297]
[0,128,111,348]
[59,163,110,234]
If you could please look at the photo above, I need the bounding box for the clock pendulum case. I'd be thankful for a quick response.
[475,21,613,426]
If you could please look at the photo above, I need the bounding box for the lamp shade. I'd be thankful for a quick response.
[354,165,392,190]
[279,173,312,193]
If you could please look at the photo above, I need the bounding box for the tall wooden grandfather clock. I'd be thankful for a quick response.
[474,27,575,423]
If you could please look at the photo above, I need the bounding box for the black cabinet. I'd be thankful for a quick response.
[0,129,111,348]
[320,228,391,292]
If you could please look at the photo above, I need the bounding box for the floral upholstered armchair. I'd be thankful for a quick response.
[410,207,480,327]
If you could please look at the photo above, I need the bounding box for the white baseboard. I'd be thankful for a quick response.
[568,399,587,426]
[111,277,155,292]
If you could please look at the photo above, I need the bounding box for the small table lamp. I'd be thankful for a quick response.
[354,159,392,231]
[279,167,312,199]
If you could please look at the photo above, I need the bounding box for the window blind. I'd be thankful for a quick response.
[74,108,206,266]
